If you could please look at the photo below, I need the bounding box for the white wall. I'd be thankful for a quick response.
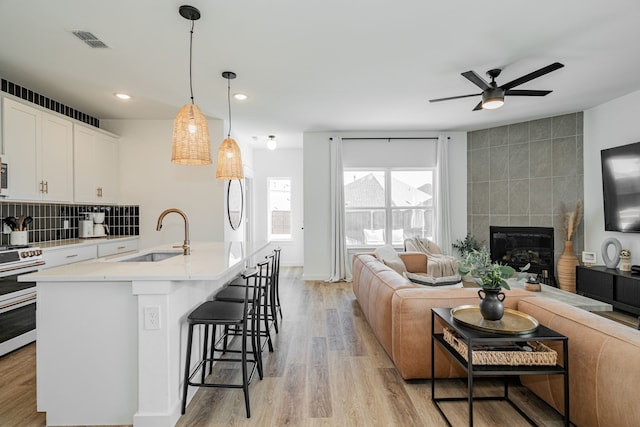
[253,148,304,266]
[302,131,467,280]
[584,89,640,264]
[102,119,226,249]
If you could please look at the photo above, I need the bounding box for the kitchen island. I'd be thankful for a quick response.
[21,240,271,427]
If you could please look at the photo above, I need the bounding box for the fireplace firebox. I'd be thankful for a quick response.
[489,226,555,286]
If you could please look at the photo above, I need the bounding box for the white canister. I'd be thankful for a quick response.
[10,230,28,246]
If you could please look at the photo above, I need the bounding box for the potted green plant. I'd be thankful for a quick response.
[457,248,515,321]
[452,233,483,257]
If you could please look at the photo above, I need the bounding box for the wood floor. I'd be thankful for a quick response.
[0,267,589,426]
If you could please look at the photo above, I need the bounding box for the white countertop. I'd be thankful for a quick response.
[22,240,269,282]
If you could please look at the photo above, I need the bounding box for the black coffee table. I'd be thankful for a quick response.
[431,307,569,426]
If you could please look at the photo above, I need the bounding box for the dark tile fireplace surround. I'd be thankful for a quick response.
[490,226,556,286]
[0,201,139,247]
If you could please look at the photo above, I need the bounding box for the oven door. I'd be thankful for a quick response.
[0,273,37,357]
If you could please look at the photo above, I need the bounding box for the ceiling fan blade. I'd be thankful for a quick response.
[462,71,492,90]
[500,62,564,90]
[472,101,483,111]
[429,93,480,103]
[505,89,552,96]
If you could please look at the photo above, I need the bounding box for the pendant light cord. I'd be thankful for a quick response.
[189,20,195,104]
[227,76,232,138]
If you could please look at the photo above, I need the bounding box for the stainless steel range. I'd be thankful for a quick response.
[0,246,44,357]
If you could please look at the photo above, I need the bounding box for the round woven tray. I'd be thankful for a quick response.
[451,305,539,334]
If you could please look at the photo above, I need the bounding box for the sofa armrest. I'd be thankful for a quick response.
[399,252,428,274]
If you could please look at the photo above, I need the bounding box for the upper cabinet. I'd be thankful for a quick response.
[2,98,74,202]
[73,125,118,204]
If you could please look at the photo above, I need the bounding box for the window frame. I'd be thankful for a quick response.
[343,167,435,248]
[267,176,292,241]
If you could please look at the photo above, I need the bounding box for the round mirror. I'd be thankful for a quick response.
[227,179,244,230]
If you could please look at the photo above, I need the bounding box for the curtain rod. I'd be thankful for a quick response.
[329,136,449,141]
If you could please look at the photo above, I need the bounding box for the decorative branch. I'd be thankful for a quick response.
[560,200,582,241]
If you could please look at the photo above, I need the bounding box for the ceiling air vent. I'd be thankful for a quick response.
[71,30,109,49]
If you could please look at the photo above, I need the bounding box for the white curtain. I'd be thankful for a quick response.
[434,135,452,255]
[328,136,351,282]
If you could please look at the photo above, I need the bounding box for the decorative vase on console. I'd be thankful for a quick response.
[557,241,580,293]
[556,201,582,294]
[457,248,515,321]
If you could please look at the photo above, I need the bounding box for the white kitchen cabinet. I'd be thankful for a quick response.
[74,125,118,203]
[97,238,139,257]
[2,97,74,201]
[42,237,140,269]
[42,244,98,269]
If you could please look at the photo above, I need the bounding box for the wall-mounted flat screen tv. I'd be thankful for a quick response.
[601,141,640,232]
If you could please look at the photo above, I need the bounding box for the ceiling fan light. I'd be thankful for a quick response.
[482,98,504,109]
[482,88,505,110]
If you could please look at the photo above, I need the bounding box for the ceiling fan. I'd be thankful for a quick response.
[429,62,565,111]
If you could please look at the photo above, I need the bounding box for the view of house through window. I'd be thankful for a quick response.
[344,170,433,246]
[268,178,291,240]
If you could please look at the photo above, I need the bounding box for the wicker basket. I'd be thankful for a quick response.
[443,328,557,366]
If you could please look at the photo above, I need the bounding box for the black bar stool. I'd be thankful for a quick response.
[271,247,282,323]
[214,257,275,352]
[181,268,263,418]
[228,248,282,333]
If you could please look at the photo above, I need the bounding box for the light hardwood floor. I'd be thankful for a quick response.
[2,268,574,426]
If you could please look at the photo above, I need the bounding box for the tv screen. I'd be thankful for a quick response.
[601,141,640,232]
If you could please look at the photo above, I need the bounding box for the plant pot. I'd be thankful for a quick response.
[557,240,580,293]
[478,288,505,321]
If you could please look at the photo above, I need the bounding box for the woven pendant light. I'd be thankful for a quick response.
[216,71,244,179]
[171,5,212,165]
[172,104,211,165]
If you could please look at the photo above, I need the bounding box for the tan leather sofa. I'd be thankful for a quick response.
[352,252,640,427]
[352,253,531,379]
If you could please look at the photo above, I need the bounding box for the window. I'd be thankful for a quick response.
[268,178,291,240]
[344,169,433,246]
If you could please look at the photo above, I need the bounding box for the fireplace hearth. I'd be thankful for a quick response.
[489,226,555,286]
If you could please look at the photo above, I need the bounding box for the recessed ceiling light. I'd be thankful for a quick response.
[233,93,248,100]
[114,93,131,100]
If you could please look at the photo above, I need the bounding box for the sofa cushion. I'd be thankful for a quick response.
[374,245,406,275]
[404,272,462,288]
[398,252,428,274]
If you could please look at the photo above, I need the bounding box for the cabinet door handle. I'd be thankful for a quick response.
[117,246,126,250]
[44,181,49,194]
[39,181,44,193]
[66,254,78,258]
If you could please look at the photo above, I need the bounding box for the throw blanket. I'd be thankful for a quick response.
[405,237,457,277]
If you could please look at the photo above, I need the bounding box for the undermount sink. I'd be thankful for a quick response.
[117,251,182,262]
